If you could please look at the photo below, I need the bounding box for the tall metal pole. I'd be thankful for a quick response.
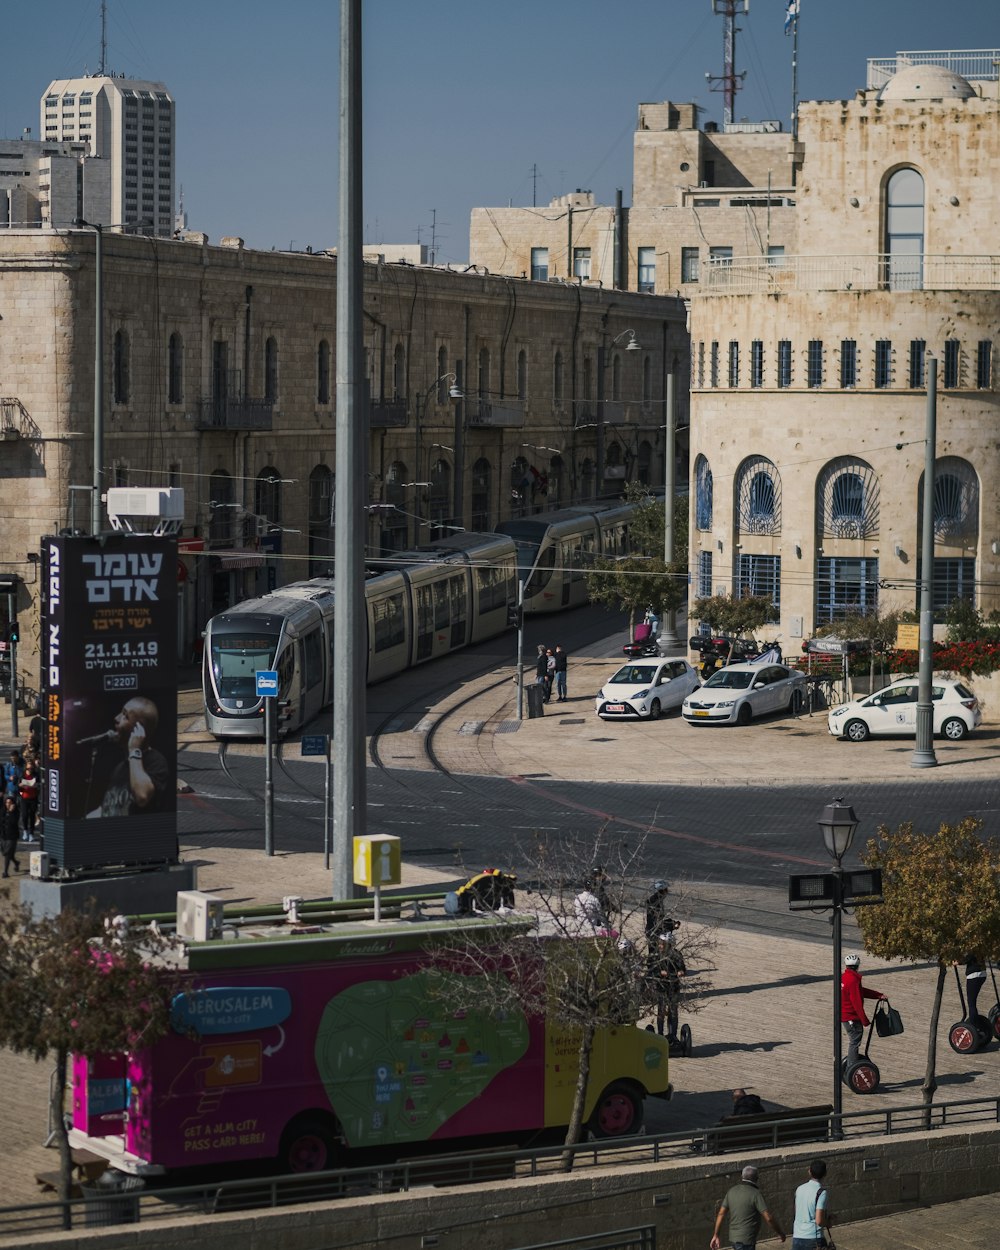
[333,0,367,898]
[92,225,104,536]
[7,592,17,738]
[832,864,844,1137]
[596,344,606,492]
[264,698,274,856]
[515,577,525,721]
[912,355,938,769]
[660,364,680,649]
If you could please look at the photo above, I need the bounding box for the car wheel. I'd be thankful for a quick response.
[278,1115,339,1173]
[648,699,661,721]
[844,719,869,743]
[941,717,967,742]
[736,703,752,726]
[588,1081,643,1138]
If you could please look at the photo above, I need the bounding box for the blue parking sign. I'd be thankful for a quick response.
[255,670,279,697]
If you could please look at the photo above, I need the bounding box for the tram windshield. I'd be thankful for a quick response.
[211,629,280,699]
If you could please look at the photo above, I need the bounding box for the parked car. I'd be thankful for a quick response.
[682,662,806,725]
[828,677,982,742]
[595,658,699,720]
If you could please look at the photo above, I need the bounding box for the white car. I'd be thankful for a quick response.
[682,662,806,725]
[595,659,699,720]
[828,677,982,742]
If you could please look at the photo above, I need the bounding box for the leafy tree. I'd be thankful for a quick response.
[834,609,901,691]
[0,904,176,1223]
[427,832,715,1170]
[585,483,687,634]
[857,819,1000,1116]
[690,594,775,656]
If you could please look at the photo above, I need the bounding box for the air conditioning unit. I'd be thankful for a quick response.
[176,890,224,941]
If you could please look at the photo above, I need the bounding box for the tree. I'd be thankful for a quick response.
[0,904,176,1224]
[690,594,775,654]
[857,819,1000,1116]
[427,831,715,1170]
[834,609,902,691]
[586,484,687,635]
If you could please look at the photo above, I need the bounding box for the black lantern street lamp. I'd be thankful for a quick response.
[818,797,859,1133]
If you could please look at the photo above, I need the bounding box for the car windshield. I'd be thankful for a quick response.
[609,665,656,685]
[704,669,754,690]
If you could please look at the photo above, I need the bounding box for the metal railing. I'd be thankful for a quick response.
[867,50,1000,90]
[468,395,526,428]
[702,253,1000,295]
[3,1095,998,1240]
[370,398,408,428]
[197,396,273,431]
[0,397,43,441]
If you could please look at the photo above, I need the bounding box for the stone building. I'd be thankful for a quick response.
[0,230,686,677]
[689,55,1000,641]
[469,102,798,296]
[0,138,110,230]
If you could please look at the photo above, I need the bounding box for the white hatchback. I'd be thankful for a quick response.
[682,662,807,725]
[595,659,699,720]
[828,677,982,742]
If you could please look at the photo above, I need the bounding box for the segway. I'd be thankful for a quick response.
[841,1015,881,1094]
[948,965,993,1054]
[669,1024,693,1058]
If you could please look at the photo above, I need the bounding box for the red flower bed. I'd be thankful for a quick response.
[888,640,1000,678]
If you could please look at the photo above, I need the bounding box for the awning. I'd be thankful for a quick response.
[215,549,265,570]
[178,538,206,554]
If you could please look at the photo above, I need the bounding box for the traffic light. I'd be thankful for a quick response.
[506,603,522,629]
[6,620,19,645]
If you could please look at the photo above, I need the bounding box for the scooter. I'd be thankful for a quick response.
[842,999,902,1094]
[622,622,659,659]
[947,965,994,1054]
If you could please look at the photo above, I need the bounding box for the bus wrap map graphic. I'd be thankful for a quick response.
[315,972,530,1147]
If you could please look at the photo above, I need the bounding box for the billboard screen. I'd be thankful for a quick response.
[41,534,178,870]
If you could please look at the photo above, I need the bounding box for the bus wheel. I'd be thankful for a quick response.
[279,1116,339,1173]
[589,1082,642,1138]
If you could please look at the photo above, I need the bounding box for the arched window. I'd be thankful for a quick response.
[393,343,405,399]
[817,458,880,539]
[113,329,130,404]
[548,454,564,507]
[429,458,451,532]
[471,458,492,531]
[736,457,781,536]
[642,355,652,407]
[695,455,713,531]
[553,350,564,405]
[436,346,449,403]
[885,168,924,291]
[606,443,623,484]
[612,354,622,402]
[308,464,334,568]
[382,461,408,552]
[636,440,652,486]
[517,349,527,402]
[255,466,281,525]
[264,336,278,402]
[582,356,593,406]
[478,346,491,399]
[317,339,331,404]
[168,332,183,404]
[511,455,529,517]
[918,457,979,547]
[581,457,596,500]
[209,469,235,545]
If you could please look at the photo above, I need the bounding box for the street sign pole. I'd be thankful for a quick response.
[256,670,279,856]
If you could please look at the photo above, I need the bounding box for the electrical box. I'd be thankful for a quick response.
[353,835,402,887]
[29,850,49,879]
[176,890,225,941]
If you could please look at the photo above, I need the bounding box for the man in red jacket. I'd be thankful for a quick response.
[841,952,885,1066]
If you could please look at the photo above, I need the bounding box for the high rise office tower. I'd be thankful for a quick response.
[41,75,175,236]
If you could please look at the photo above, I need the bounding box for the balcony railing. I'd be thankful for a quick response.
[702,254,1000,296]
[370,399,408,428]
[0,397,42,441]
[468,395,525,428]
[867,49,1000,90]
[198,397,273,430]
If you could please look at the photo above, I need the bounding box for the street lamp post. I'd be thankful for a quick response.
[660,360,680,648]
[596,329,640,491]
[76,220,104,535]
[912,354,938,769]
[817,797,859,1137]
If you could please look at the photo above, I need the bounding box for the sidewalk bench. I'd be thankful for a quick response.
[693,1104,832,1154]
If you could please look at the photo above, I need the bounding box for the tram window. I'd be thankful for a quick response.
[477,565,509,614]
[302,629,324,691]
[211,631,279,699]
[527,544,556,596]
[434,581,450,630]
[416,585,435,660]
[372,593,405,651]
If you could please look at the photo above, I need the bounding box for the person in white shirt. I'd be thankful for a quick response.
[792,1159,832,1250]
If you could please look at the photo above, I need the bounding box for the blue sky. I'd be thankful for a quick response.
[3,1,997,260]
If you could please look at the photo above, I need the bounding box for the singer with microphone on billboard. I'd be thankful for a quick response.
[84,697,170,819]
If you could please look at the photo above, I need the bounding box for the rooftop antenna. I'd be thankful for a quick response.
[706,0,748,127]
[98,0,108,76]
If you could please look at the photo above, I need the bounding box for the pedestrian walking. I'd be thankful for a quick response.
[1,795,21,877]
[840,953,885,1067]
[3,749,23,801]
[18,760,39,838]
[534,644,548,695]
[792,1159,833,1250]
[553,644,568,701]
[710,1164,786,1250]
[544,648,555,701]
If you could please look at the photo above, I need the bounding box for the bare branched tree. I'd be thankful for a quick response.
[430,828,716,1169]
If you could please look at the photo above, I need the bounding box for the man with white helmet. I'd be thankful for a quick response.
[840,952,885,1067]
